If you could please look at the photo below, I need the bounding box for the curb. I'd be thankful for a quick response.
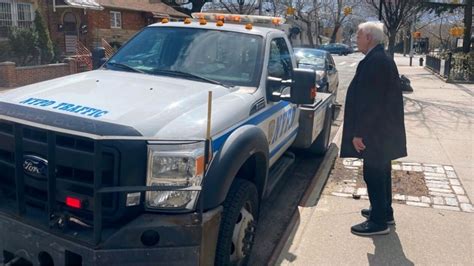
[423,66,449,83]
[267,142,339,266]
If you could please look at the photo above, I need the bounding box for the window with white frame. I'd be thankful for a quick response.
[110,11,121,29]
[17,2,32,28]
[0,1,33,38]
[0,2,12,28]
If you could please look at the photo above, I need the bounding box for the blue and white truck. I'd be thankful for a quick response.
[0,13,333,265]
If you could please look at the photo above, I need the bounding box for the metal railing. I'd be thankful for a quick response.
[425,52,473,83]
[426,55,441,75]
[101,39,115,59]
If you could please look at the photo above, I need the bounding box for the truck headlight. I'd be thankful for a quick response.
[145,142,206,210]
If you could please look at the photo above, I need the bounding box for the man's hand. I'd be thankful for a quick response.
[352,137,366,153]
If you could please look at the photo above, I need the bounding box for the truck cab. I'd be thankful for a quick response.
[0,13,333,266]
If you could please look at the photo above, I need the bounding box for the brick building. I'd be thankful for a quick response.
[0,0,187,55]
[0,0,188,87]
[39,0,188,56]
[1,0,188,56]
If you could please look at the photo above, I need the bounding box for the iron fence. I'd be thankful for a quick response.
[426,55,441,75]
[425,52,473,83]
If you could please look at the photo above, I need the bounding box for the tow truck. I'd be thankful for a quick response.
[0,13,333,265]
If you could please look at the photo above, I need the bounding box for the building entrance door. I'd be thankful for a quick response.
[63,12,77,54]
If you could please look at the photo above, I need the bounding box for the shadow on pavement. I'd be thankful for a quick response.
[368,227,414,266]
[248,152,323,265]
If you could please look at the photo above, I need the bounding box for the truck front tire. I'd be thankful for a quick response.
[215,179,259,266]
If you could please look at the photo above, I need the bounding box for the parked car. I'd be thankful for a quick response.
[351,43,359,52]
[318,43,353,55]
[294,48,339,97]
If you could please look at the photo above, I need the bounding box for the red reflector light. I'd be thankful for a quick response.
[66,196,82,209]
[311,87,317,99]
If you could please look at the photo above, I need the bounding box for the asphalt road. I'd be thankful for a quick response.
[248,52,361,265]
[332,52,364,122]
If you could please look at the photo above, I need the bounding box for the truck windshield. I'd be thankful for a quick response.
[106,27,264,87]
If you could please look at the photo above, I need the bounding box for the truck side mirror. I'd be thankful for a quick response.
[267,68,315,104]
[289,68,316,104]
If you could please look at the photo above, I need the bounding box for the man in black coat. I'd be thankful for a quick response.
[341,21,407,236]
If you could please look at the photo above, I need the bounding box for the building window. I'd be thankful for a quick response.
[110,11,121,29]
[0,2,12,37]
[0,1,33,38]
[17,3,33,28]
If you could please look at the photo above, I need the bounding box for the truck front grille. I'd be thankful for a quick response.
[0,120,119,223]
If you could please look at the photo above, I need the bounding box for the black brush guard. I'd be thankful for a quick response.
[0,121,209,247]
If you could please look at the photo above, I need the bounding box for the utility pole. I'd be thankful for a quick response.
[463,0,472,53]
[409,14,415,66]
[259,0,262,15]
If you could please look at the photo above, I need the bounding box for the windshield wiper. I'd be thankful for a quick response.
[154,69,231,88]
[106,62,145,74]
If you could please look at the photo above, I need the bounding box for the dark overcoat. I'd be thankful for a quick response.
[340,44,407,162]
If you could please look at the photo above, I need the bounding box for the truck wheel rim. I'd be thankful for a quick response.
[230,202,256,263]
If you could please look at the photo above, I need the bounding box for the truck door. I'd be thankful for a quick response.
[265,37,298,166]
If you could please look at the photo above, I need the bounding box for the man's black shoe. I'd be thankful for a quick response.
[351,221,390,236]
[361,208,395,225]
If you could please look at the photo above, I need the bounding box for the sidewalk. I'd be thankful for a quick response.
[276,55,474,265]
[0,87,12,93]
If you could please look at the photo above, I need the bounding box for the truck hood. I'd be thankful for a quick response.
[0,70,257,139]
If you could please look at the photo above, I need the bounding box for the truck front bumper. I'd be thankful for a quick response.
[0,206,222,266]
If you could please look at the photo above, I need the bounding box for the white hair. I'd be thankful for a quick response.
[358,21,385,44]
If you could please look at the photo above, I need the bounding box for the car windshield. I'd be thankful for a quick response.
[294,49,325,70]
[106,27,264,87]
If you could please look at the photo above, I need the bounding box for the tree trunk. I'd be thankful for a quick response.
[190,0,205,14]
[387,28,396,58]
[330,23,341,43]
[306,21,314,47]
[315,19,320,46]
[463,0,472,53]
[403,30,408,56]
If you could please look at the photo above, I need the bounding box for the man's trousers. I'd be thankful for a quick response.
[363,159,393,225]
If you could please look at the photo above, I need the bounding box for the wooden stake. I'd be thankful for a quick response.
[206,91,212,140]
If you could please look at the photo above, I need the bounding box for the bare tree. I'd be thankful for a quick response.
[218,0,260,14]
[293,0,324,47]
[161,0,207,16]
[319,0,360,43]
[365,0,423,56]
[421,0,472,53]
[417,10,463,52]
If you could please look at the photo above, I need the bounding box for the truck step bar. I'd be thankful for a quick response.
[265,152,295,197]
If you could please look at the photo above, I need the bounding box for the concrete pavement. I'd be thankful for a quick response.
[276,54,474,265]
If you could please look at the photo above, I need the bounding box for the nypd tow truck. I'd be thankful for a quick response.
[0,13,333,265]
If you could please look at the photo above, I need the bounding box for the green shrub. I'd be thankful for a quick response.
[34,10,54,64]
[8,27,39,66]
[0,41,11,62]
[52,41,62,63]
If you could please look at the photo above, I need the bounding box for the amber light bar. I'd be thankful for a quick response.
[191,12,285,25]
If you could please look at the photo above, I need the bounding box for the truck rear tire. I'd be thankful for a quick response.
[215,179,259,266]
[308,106,332,155]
